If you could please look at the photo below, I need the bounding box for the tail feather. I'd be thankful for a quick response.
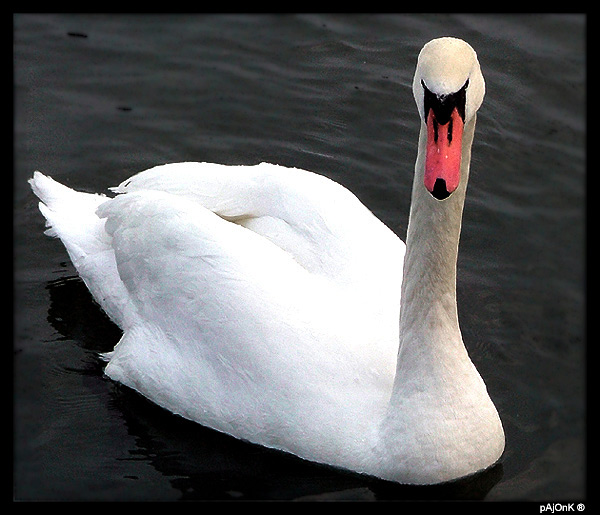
[29,171,131,329]
[29,172,110,261]
[29,171,78,209]
[30,172,69,237]
[37,201,59,238]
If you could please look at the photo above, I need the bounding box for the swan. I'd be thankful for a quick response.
[29,37,504,485]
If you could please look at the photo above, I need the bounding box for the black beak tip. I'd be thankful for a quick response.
[430,178,451,200]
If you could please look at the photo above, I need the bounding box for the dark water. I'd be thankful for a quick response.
[13,14,585,501]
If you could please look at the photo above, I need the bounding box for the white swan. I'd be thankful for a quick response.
[29,37,504,485]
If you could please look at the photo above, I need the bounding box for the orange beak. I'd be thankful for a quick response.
[424,106,464,200]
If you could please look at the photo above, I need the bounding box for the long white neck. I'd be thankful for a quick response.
[395,114,476,375]
[373,113,503,484]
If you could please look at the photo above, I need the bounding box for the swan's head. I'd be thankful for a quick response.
[412,37,485,200]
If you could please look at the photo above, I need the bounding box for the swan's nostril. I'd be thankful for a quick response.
[430,178,451,200]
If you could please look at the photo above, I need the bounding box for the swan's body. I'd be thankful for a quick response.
[29,38,504,484]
